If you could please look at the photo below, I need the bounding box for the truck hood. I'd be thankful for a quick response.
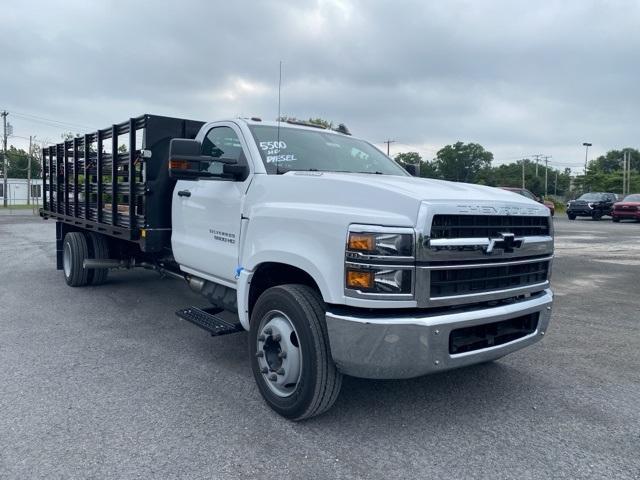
[313,173,532,203]
[247,172,548,229]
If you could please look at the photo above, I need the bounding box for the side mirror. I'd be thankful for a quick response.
[169,138,237,179]
[223,164,249,181]
[405,164,420,177]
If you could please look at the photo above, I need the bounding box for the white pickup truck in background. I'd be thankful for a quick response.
[41,114,554,420]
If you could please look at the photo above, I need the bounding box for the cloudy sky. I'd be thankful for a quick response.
[2,0,639,172]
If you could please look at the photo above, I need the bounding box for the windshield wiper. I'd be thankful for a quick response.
[278,168,387,175]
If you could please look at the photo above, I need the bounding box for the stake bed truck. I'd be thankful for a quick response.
[40,114,554,420]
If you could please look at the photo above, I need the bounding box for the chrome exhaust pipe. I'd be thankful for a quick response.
[187,275,206,293]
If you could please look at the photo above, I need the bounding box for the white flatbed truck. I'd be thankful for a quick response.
[40,114,554,420]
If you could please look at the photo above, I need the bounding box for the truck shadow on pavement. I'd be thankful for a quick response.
[88,271,547,426]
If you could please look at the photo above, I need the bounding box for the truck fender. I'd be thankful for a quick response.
[236,252,334,331]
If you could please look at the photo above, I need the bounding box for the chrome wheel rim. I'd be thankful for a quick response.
[63,242,72,278]
[256,310,302,397]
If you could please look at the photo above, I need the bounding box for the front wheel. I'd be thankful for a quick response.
[249,284,342,421]
[592,211,602,221]
[568,213,576,220]
[612,217,620,223]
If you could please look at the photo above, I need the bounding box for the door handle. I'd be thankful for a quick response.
[177,190,191,197]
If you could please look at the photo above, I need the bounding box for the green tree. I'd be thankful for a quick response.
[434,142,493,183]
[394,151,437,178]
[590,148,639,173]
[276,116,334,129]
[61,132,81,141]
[475,160,571,197]
[5,145,42,179]
[575,147,640,194]
[307,117,333,129]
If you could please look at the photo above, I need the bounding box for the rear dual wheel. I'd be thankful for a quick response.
[62,232,110,287]
[249,284,342,421]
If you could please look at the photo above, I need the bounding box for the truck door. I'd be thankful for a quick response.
[172,124,251,285]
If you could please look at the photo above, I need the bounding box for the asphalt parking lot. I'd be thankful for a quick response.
[1,212,639,479]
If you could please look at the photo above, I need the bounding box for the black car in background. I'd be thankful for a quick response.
[567,192,617,220]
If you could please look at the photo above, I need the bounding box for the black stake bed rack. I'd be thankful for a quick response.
[40,114,204,252]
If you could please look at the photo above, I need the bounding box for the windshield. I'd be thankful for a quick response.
[249,125,408,176]
[578,193,604,201]
[623,194,640,202]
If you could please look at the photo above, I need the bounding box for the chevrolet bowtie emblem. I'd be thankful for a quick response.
[485,233,524,254]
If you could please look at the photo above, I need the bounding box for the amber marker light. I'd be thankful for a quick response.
[169,160,190,170]
[346,269,374,289]
[348,233,375,252]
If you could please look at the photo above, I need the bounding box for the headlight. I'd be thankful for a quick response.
[345,226,415,299]
[346,231,414,258]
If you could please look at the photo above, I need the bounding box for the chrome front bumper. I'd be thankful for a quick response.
[326,289,553,379]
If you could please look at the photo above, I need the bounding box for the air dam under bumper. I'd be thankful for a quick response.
[326,289,553,379]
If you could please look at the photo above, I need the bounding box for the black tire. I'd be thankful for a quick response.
[592,211,602,221]
[63,232,90,287]
[612,217,620,223]
[568,213,576,220]
[249,284,342,421]
[86,232,110,285]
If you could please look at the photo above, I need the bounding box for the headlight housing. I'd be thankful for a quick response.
[344,226,415,299]
[345,266,413,294]
[346,231,414,259]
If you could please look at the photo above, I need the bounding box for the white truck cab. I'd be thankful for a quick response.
[42,115,553,420]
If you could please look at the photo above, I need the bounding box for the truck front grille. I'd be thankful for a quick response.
[449,313,539,354]
[430,215,550,239]
[430,259,550,298]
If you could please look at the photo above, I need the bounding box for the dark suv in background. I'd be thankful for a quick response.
[566,192,616,220]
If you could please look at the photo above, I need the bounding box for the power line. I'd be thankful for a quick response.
[0,108,94,130]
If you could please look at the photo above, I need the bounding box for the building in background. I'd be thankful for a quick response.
[0,178,43,206]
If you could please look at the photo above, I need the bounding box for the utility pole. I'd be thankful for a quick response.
[554,170,558,196]
[624,150,631,196]
[521,159,526,188]
[542,155,552,197]
[383,139,395,156]
[620,152,627,197]
[27,135,33,205]
[582,142,592,193]
[532,154,542,176]
[628,151,632,195]
[2,111,8,208]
